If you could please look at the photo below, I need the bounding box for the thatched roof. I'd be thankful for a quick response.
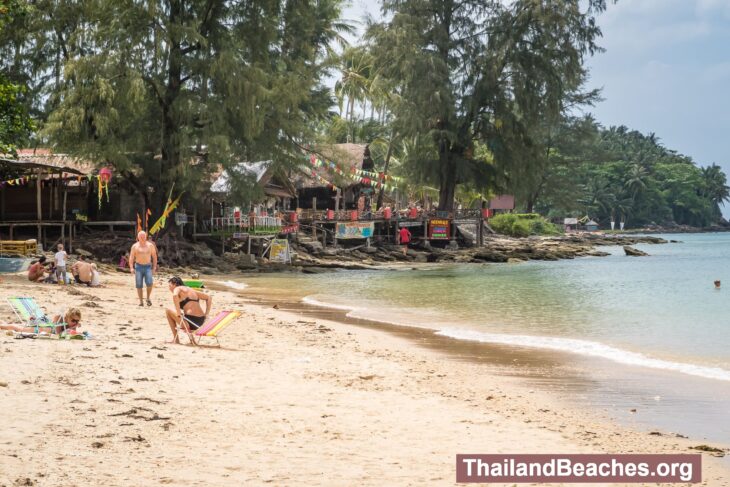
[0,148,96,176]
[211,161,296,199]
[294,143,367,190]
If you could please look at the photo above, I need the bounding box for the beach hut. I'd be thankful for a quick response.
[210,161,297,214]
[563,217,578,232]
[585,220,599,232]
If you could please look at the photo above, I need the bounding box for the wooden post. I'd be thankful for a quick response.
[0,184,5,220]
[192,208,197,241]
[68,223,73,253]
[36,168,42,245]
[247,236,252,255]
[312,196,317,212]
[9,224,14,240]
[334,189,341,212]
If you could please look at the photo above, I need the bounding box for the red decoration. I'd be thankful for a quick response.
[99,167,113,183]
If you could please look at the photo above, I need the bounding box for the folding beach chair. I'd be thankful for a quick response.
[7,297,60,336]
[177,310,242,347]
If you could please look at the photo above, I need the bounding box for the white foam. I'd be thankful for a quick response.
[301,295,730,382]
[301,296,356,311]
[215,280,248,290]
[436,328,730,382]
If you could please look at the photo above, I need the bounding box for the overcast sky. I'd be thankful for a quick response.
[342,0,730,180]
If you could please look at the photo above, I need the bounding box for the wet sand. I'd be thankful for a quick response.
[0,271,728,486]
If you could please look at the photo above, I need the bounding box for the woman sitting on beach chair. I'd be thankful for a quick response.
[165,276,213,344]
[1,308,83,335]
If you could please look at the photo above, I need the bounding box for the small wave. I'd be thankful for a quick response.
[301,296,356,311]
[436,328,730,382]
[215,280,248,290]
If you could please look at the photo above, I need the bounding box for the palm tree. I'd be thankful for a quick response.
[334,47,373,128]
[701,164,730,207]
[624,164,647,198]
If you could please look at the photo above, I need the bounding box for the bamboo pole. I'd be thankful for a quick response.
[36,168,42,245]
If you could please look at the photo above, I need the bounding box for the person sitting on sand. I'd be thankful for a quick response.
[165,276,212,344]
[1,308,82,335]
[715,280,721,289]
[118,252,129,272]
[27,256,49,282]
[71,256,99,286]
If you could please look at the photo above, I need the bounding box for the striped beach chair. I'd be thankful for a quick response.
[179,310,242,346]
[7,297,59,336]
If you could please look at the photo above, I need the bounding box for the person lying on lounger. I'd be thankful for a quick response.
[165,276,213,344]
[1,308,82,335]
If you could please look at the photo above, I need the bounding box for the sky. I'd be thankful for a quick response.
[342,0,730,211]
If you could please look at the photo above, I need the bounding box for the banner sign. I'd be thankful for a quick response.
[398,221,422,228]
[232,232,248,239]
[75,213,88,222]
[269,239,291,263]
[336,221,375,239]
[428,219,450,240]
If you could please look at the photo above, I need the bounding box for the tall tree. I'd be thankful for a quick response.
[32,0,349,212]
[0,0,34,156]
[367,0,607,210]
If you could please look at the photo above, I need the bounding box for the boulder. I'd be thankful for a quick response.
[623,245,648,257]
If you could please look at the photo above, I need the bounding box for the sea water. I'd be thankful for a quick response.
[247,233,730,381]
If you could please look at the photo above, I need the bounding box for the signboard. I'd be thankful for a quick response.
[436,210,450,219]
[175,212,188,225]
[232,232,249,239]
[269,239,291,263]
[398,221,422,228]
[336,221,375,239]
[75,213,88,222]
[428,219,450,240]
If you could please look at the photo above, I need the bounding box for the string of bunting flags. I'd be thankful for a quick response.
[0,177,28,187]
[307,154,402,191]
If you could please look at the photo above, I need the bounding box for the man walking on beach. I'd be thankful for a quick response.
[129,231,158,306]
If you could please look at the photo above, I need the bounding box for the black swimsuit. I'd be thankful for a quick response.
[179,293,205,329]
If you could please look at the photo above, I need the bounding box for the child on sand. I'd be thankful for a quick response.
[27,256,48,282]
[54,244,68,285]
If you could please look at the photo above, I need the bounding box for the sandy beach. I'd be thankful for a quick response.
[1,270,728,486]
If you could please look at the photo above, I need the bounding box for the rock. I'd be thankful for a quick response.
[413,253,428,263]
[447,240,459,251]
[302,241,324,253]
[361,246,378,254]
[75,248,94,258]
[507,258,526,264]
[623,245,648,257]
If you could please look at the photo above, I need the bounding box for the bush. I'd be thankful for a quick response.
[490,213,562,237]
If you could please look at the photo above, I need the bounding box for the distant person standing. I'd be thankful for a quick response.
[129,231,158,307]
[54,244,68,285]
[399,226,411,256]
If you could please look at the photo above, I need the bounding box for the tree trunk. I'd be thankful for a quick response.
[157,0,184,216]
[376,132,396,210]
[438,155,457,211]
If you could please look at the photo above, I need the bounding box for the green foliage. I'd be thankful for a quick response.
[6,0,351,214]
[366,0,607,210]
[0,0,34,156]
[531,124,729,228]
[490,213,561,237]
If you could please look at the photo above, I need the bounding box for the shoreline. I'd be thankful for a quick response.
[1,271,729,485]
[223,279,730,441]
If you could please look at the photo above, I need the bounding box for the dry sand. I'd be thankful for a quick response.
[0,270,728,486]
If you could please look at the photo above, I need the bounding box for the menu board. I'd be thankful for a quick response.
[428,219,450,240]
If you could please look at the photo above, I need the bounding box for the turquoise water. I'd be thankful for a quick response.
[242,233,730,381]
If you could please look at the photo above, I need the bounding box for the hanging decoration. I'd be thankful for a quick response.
[97,175,103,209]
[149,186,184,236]
[145,208,152,231]
[0,176,28,187]
[306,153,401,192]
[136,213,143,235]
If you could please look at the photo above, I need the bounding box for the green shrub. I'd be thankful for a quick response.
[490,213,562,237]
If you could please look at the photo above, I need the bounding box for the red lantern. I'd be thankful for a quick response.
[99,167,113,183]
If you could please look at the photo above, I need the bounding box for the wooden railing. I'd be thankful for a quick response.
[0,239,38,256]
